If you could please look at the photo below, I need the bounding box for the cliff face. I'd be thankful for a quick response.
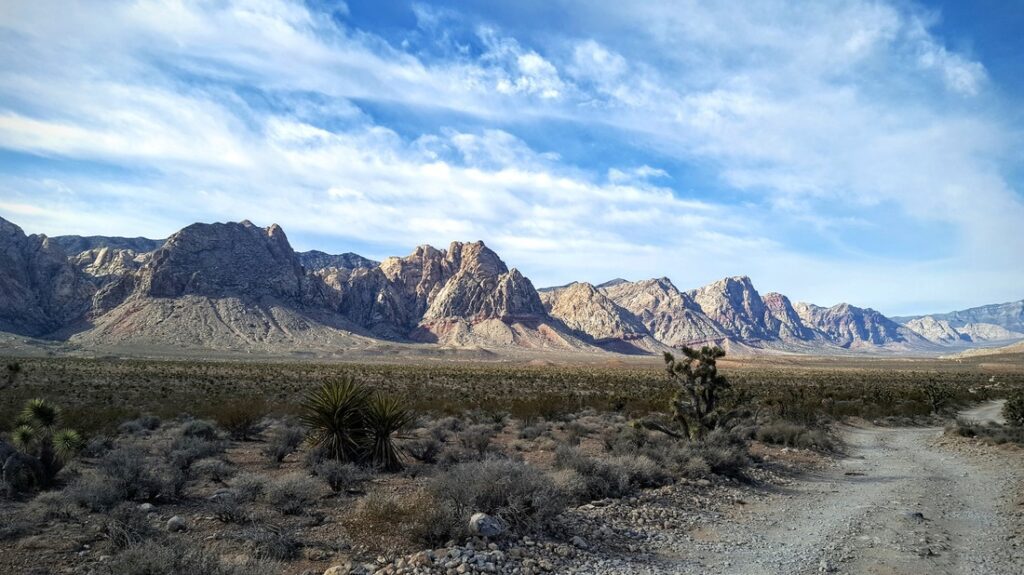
[0,217,94,336]
[139,221,306,301]
[540,282,649,342]
[600,278,728,346]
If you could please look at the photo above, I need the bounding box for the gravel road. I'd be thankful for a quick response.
[668,400,1023,575]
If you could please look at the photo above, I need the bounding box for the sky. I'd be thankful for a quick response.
[0,0,1022,316]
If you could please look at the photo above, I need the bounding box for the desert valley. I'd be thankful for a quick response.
[3,1,1024,574]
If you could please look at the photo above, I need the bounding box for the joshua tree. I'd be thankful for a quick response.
[301,377,412,471]
[922,379,951,415]
[3,398,82,492]
[640,346,733,441]
[1005,390,1024,428]
[3,361,20,389]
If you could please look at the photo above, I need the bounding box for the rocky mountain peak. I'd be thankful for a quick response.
[541,281,648,342]
[688,275,768,340]
[140,220,305,300]
[445,241,507,278]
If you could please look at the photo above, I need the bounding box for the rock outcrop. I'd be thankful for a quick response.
[298,250,378,271]
[600,278,728,346]
[540,282,648,342]
[52,235,163,255]
[687,276,770,341]
[0,217,94,336]
[139,221,306,301]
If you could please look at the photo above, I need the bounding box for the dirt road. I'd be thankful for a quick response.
[670,400,1022,575]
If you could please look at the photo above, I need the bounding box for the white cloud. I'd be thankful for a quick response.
[0,0,1020,313]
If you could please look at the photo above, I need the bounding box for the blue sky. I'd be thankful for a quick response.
[0,0,1022,316]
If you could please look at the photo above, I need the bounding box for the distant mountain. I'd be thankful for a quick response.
[52,235,164,254]
[793,302,928,349]
[0,215,1019,356]
[298,250,378,271]
[893,300,1024,344]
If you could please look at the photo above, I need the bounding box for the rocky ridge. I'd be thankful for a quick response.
[0,215,1020,355]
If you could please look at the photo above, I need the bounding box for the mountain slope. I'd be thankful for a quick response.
[794,302,929,349]
[0,217,95,336]
[298,250,378,271]
[895,300,1024,345]
[600,278,729,346]
[52,235,164,254]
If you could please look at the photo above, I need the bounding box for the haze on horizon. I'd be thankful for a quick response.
[1,0,1022,317]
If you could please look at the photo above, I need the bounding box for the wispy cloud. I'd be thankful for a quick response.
[0,0,1020,314]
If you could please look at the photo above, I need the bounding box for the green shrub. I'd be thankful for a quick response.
[754,421,835,451]
[210,399,268,441]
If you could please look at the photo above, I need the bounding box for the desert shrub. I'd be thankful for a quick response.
[210,491,249,523]
[179,419,218,440]
[104,539,281,575]
[950,419,1024,445]
[429,458,565,536]
[458,424,497,456]
[754,421,835,451]
[405,437,442,464]
[517,422,549,441]
[553,446,632,500]
[119,415,161,436]
[430,416,463,440]
[603,424,750,480]
[65,473,126,511]
[229,472,267,503]
[236,526,301,561]
[693,429,750,478]
[103,503,156,549]
[166,436,224,470]
[548,468,588,502]
[348,488,460,551]
[26,490,79,521]
[192,458,236,482]
[312,459,368,492]
[68,447,186,510]
[265,473,320,515]
[211,399,268,441]
[1005,391,1024,427]
[81,435,115,458]
[264,425,305,465]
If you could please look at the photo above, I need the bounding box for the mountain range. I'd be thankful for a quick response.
[1,216,1021,357]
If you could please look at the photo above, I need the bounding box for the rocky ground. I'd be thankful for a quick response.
[368,401,1023,575]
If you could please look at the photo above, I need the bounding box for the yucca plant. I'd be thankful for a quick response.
[3,398,83,491]
[364,393,414,472]
[301,378,371,463]
[300,378,414,471]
